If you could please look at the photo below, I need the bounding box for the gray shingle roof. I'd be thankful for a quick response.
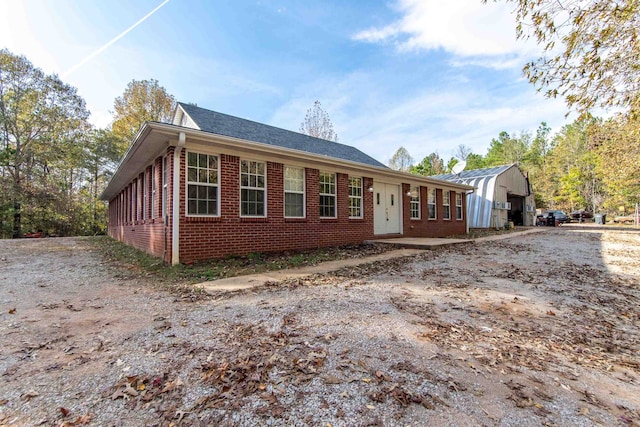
[179,102,386,168]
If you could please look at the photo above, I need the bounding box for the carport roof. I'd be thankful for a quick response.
[431,164,514,182]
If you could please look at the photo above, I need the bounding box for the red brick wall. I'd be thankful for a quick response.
[177,154,376,263]
[108,154,168,262]
[401,184,466,238]
[107,148,468,264]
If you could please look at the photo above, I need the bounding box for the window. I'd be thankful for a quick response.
[443,190,451,220]
[142,172,147,220]
[428,188,437,219]
[162,156,168,220]
[241,160,266,216]
[151,164,156,219]
[284,166,305,217]
[319,172,336,218]
[410,186,420,219]
[187,152,219,216]
[456,193,463,220]
[132,181,138,222]
[349,177,362,218]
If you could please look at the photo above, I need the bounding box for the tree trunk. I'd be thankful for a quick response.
[12,201,21,238]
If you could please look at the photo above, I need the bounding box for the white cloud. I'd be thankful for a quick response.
[270,69,569,166]
[353,0,538,68]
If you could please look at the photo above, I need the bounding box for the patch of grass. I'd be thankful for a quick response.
[88,236,392,286]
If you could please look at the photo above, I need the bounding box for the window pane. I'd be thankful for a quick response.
[198,154,207,168]
[188,168,197,182]
[188,152,197,167]
[188,200,197,214]
[206,186,215,199]
[285,193,303,217]
[188,184,197,199]
[320,195,336,217]
[208,170,217,184]
[198,186,207,199]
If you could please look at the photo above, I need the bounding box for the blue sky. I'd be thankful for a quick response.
[0,0,572,165]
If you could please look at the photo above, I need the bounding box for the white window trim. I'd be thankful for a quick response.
[456,193,463,220]
[319,172,337,218]
[130,183,134,223]
[142,172,147,221]
[162,156,168,221]
[410,185,420,220]
[186,151,221,217]
[284,166,305,218]
[151,163,156,219]
[428,188,437,220]
[349,176,363,219]
[443,190,451,220]
[240,159,267,218]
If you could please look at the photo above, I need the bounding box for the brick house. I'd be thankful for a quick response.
[101,103,473,265]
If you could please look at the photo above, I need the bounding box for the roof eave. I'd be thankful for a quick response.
[101,123,473,200]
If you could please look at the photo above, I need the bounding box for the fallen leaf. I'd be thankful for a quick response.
[124,384,138,397]
[8,308,16,314]
[21,390,39,400]
[321,375,343,385]
[60,407,70,417]
[547,310,556,316]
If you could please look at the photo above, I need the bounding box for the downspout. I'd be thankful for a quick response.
[171,132,186,265]
[465,189,474,234]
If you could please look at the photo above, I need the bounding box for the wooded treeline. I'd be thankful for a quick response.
[2,22,639,239]
[391,111,639,215]
[0,49,174,238]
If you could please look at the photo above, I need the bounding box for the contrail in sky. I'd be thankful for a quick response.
[62,0,170,77]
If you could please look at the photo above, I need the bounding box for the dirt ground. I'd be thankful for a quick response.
[0,227,639,426]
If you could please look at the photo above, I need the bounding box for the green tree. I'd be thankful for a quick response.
[299,100,338,142]
[486,0,640,114]
[111,79,176,154]
[0,49,90,237]
[446,157,459,173]
[524,122,553,208]
[485,131,529,166]
[83,129,122,234]
[590,111,640,212]
[388,146,414,172]
[411,152,445,176]
[465,153,487,170]
[546,116,602,211]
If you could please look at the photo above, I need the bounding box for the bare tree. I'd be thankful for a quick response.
[388,147,414,172]
[454,144,473,161]
[299,100,338,142]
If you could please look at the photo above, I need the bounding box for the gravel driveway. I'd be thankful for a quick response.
[1,228,639,426]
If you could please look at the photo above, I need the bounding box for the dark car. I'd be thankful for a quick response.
[537,210,571,226]
[570,210,593,222]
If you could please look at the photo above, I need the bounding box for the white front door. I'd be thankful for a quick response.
[373,183,401,235]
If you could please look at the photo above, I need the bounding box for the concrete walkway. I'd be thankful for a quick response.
[199,227,547,293]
